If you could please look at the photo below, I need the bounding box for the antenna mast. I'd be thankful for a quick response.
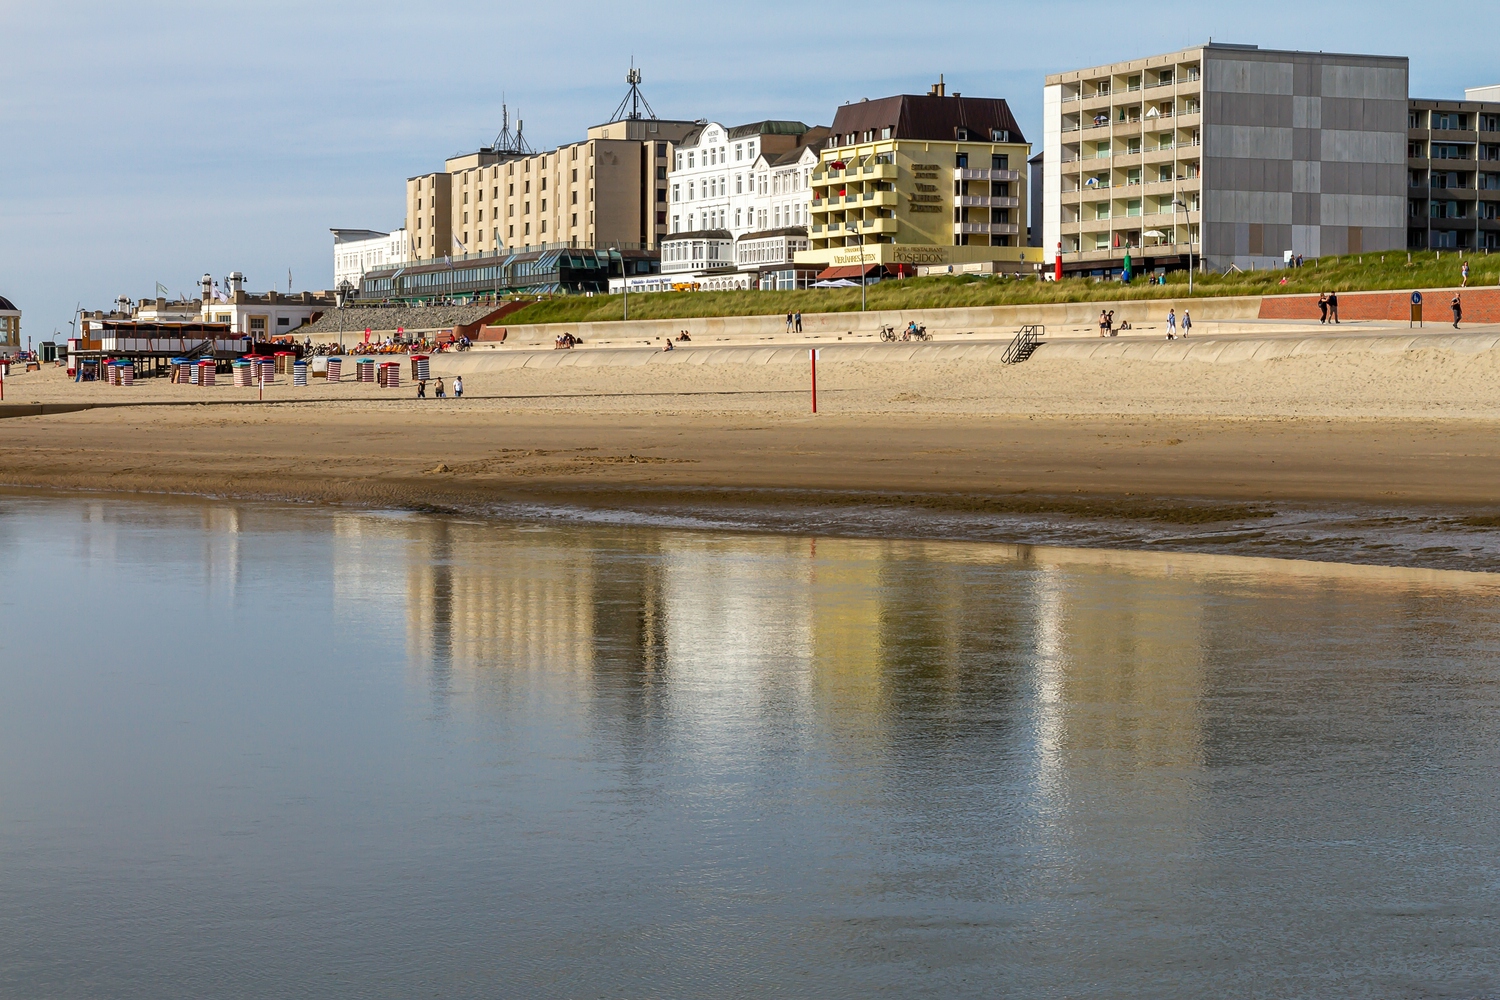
[491,100,534,156]
[610,62,657,122]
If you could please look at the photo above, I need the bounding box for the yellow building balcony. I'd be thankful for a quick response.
[955,222,1019,236]
[955,168,1022,182]
[954,195,1020,209]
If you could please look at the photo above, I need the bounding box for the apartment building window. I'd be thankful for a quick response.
[507,226,513,238]
[1409,141,1426,158]
[524,180,531,193]
[416,237,422,248]
[1096,204,1111,220]
[463,212,468,223]
[656,211,666,225]
[1480,173,1500,190]
[955,152,969,168]
[687,182,694,200]
[507,206,514,217]
[524,202,530,213]
[1484,145,1500,160]
[672,215,680,232]
[672,183,680,202]
[991,181,1010,197]
[992,154,1009,170]
[688,152,695,168]
[541,199,547,211]
[656,166,666,179]
[525,223,531,235]
[1434,144,1466,159]
[1409,110,1425,129]
[1483,115,1500,132]
[734,209,742,227]
[990,208,1010,224]
[656,189,665,202]
[541,177,547,191]
[656,143,667,157]
[1126,199,1142,217]
[882,127,893,139]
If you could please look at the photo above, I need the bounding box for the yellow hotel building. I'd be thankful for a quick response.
[798,81,1046,276]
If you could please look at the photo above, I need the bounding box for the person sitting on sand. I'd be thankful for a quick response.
[663,339,675,351]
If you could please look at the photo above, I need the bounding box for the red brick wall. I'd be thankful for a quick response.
[1259,287,1500,324]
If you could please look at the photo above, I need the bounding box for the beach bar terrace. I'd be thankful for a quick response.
[69,319,244,378]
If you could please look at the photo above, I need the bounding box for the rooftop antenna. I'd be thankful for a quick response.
[491,97,534,155]
[611,61,657,122]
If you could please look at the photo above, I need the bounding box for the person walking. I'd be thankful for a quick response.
[1099,309,1108,337]
[1166,308,1177,339]
[1452,293,1463,329]
[1181,311,1192,338]
[1317,293,1329,324]
[1107,310,1117,336]
[786,312,794,334]
[1327,291,1340,324]
[434,377,446,399]
[417,379,427,398]
[1461,260,1470,287]
[453,376,463,399]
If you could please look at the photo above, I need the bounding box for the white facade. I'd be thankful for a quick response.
[666,122,819,278]
[669,123,745,236]
[740,144,816,235]
[196,273,327,338]
[332,228,409,291]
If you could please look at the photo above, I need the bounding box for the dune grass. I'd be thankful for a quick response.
[500,250,1500,326]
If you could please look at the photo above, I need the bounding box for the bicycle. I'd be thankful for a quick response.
[878,325,898,342]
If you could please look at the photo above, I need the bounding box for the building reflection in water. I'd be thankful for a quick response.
[324,513,1498,828]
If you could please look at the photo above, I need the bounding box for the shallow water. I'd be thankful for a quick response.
[2,493,1498,999]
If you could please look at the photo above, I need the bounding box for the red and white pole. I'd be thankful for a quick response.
[810,348,818,413]
[1055,242,1063,282]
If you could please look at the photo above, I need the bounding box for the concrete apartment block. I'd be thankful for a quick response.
[1045,43,1408,276]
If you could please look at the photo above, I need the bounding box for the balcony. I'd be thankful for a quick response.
[954,222,1019,236]
[954,195,1020,209]
[853,163,899,181]
[859,218,899,235]
[955,168,1022,182]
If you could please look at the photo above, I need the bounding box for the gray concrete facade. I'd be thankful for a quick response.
[1202,46,1408,269]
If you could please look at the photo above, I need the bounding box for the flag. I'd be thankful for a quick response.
[155,282,169,298]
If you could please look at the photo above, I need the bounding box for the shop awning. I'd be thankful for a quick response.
[816,264,882,281]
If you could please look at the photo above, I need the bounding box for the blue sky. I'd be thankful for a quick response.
[2,0,1494,341]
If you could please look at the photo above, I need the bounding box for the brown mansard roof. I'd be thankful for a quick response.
[828,95,1026,145]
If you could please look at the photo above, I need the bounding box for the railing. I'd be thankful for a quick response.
[1002,325,1045,365]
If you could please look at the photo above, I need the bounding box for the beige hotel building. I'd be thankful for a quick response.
[406,115,700,262]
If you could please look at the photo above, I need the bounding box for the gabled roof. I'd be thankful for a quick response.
[828,94,1026,145]
[727,120,812,140]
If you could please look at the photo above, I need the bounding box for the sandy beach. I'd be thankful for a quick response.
[4,320,1500,521]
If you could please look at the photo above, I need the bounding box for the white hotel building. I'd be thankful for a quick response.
[656,120,829,290]
[332,228,410,292]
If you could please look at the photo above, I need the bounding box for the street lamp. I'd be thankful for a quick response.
[335,280,355,349]
[1171,199,1195,295]
[850,223,868,312]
